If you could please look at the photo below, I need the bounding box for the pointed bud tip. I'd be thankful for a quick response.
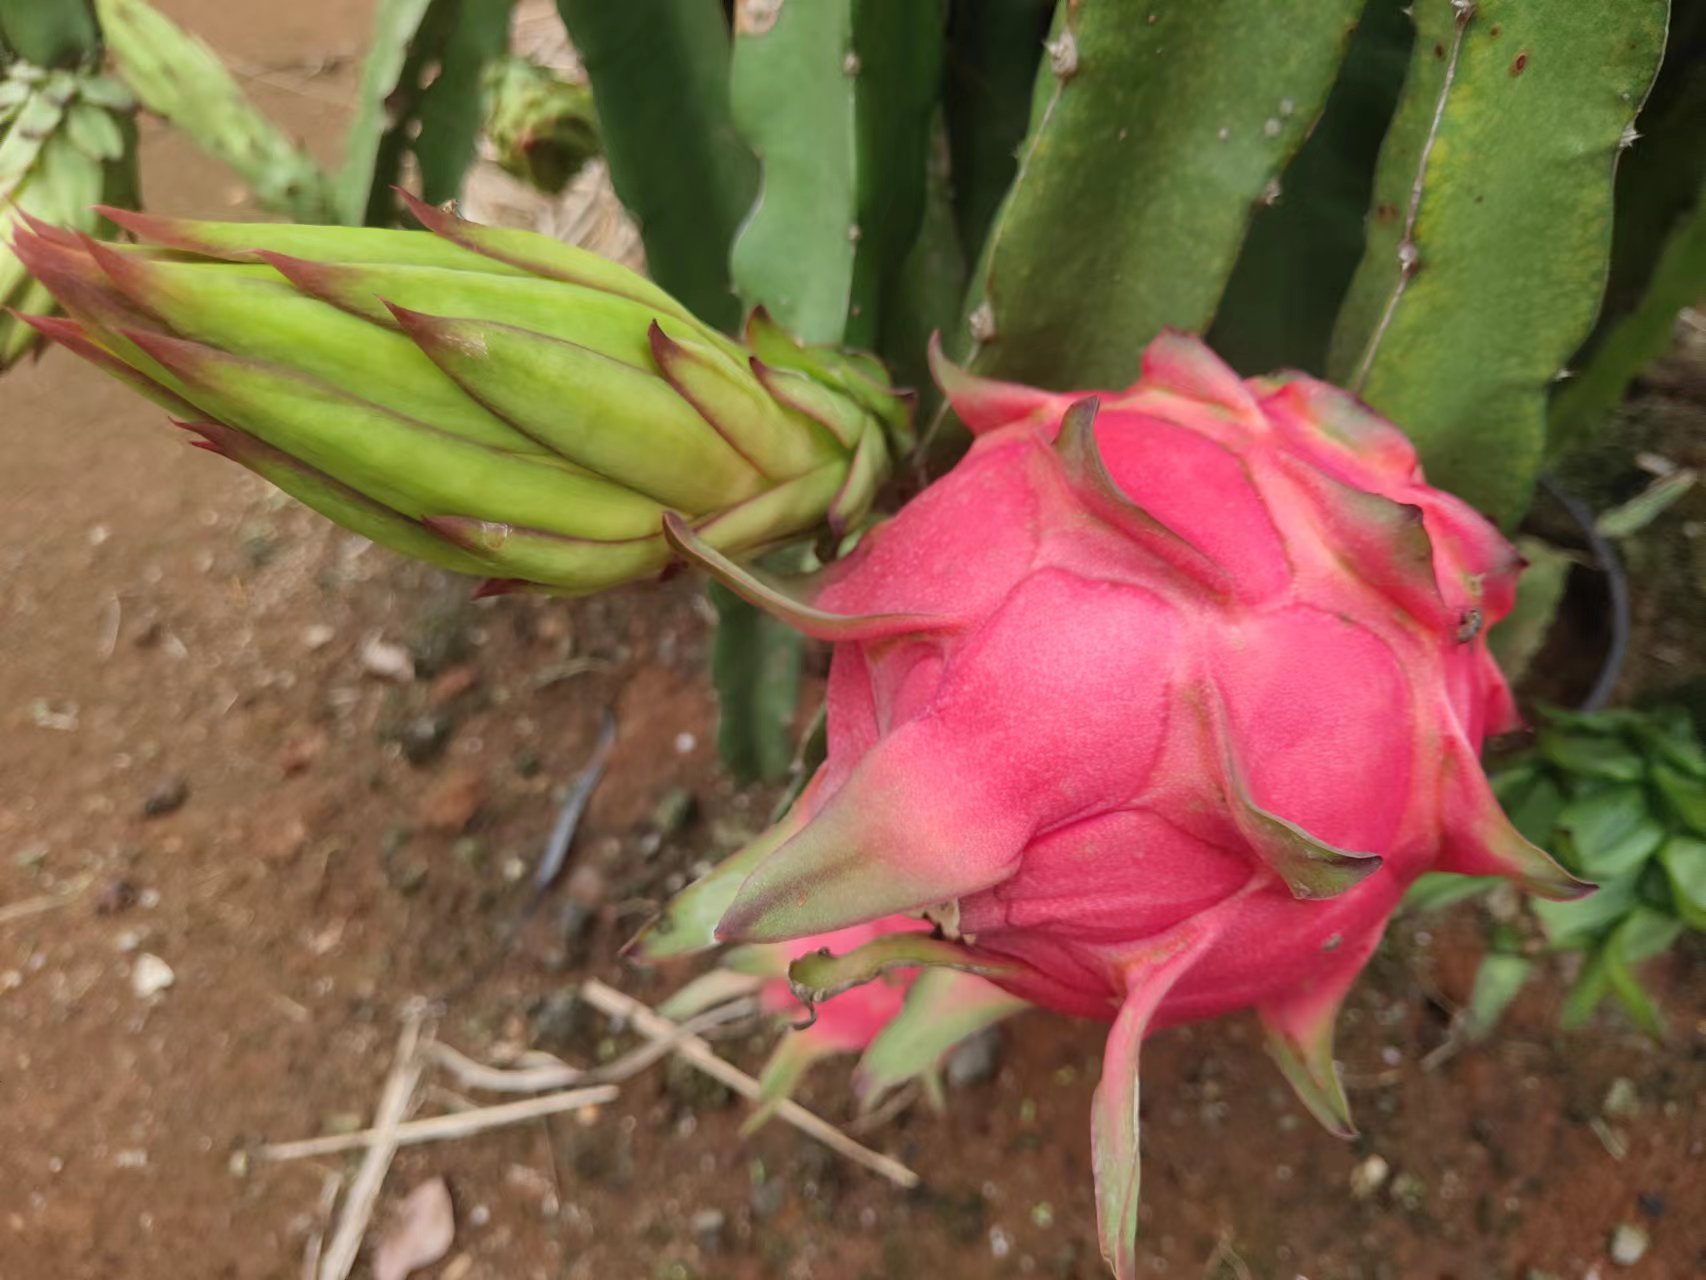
[646,318,680,369]
[396,187,462,238]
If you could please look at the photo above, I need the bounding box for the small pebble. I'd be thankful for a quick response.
[398,712,455,766]
[302,623,335,650]
[360,636,415,683]
[1609,1223,1649,1266]
[1350,1154,1390,1200]
[1602,1077,1640,1119]
[131,953,175,998]
[946,1026,1003,1089]
[690,1208,726,1253]
[142,777,189,818]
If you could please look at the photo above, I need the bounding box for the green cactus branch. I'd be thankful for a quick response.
[95,0,334,223]
[960,0,1366,392]
[1550,0,1706,449]
[728,0,945,349]
[335,0,440,225]
[558,0,757,331]
[1328,0,1669,524]
[941,0,1053,279]
[1550,177,1706,449]
[1208,0,1414,377]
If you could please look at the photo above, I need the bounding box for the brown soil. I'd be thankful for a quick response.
[1,5,1702,1279]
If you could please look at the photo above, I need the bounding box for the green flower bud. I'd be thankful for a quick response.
[14,196,911,593]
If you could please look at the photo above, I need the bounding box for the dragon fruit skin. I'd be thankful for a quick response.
[659,330,1587,1278]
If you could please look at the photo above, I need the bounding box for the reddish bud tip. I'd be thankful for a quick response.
[396,187,461,238]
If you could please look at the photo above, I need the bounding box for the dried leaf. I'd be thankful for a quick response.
[373,1177,455,1280]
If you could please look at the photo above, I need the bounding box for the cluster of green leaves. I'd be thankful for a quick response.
[1411,707,1706,1038]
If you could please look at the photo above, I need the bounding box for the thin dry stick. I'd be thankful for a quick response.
[578,979,920,1190]
[0,875,92,927]
[317,1008,428,1280]
[260,1084,619,1162]
[426,998,757,1094]
[300,1170,342,1280]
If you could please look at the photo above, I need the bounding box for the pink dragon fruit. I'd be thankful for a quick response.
[647,330,1589,1278]
[656,914,1025,1129]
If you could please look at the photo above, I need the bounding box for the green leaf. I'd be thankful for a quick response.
[1533,872,1639,948]
[1559,944,1611,1029]
[1602,908,1684,1037]
[559,0,759,330]
[1401,871,1502,915]
[1653,761,1706,835]
[1637,710,1706,779]
[709,582,804,785]
[1537,729,1647,783]
[1595,470,1699,539]
[1464,952,1535,1041]
[963,0,1367,390]
[1486,537,1572,685]
[1658,835,1706,930]
[1491,765,1568,848]
[1557,785,1663,877]
[1328,0,1669,524]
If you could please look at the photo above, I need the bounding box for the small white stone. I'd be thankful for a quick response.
[673,732,697,755]
[989,1225,1012,1260]
[131,953,175,998]
[302,623,336,651]
[1350,1154,1390,1199]
[359,636,414,682]
[1609,1224,1649,1266]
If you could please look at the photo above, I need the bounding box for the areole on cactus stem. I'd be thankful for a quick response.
[638,331,1589,1279]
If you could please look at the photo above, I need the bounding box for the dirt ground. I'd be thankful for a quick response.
[1,4,1702,1279]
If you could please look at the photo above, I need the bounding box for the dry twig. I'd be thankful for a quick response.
[0,875,92,927]
[260,1084,619,1163]
[316,1007,429,1280]
[578,979,920,1189]
[426,997,756,1094]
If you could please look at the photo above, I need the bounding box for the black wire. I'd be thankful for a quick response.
[1539,473,1630,713]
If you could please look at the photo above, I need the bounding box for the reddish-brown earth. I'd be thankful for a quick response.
[1,4,1701,1278]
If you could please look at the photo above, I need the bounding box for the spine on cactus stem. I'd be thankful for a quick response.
[14,198,912,594]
